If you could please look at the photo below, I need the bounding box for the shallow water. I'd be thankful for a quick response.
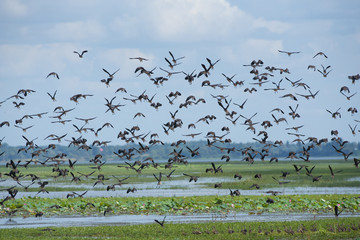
[348,177,360,182]
[1,212,359,229]
[0,176,237,188]
[1,174,360,199]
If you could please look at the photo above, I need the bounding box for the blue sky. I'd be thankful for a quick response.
[0,0,359,146]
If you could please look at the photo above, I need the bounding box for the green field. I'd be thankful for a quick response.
[1,159,360,238]
[1,194,359,217]
[1,159,359,192]
[1,217,360,239]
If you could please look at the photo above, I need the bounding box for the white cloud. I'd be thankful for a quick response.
[145,0,251,41]
[253,18,291,33]
[1,0,27,18]
[47,20,106,42]
[109,0,291,43]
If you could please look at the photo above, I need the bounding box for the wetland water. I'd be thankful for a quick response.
[1,176,360,198]
[1,176,359,229]
[1,212,360,229]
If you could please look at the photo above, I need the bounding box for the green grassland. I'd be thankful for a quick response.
[1,159,359,191]
[1,194,359,217]
[1,217,360,240]
[1,159,360,238]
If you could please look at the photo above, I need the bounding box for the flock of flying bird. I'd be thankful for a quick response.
[0,48,359,213]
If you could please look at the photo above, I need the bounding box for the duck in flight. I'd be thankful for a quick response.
[313,51,328,58]
[129,56,149,62]
[46,72,59,79]
[73,50,88,58]
[154,216,166,227]
[168,51,185,65]
[278,50,300,56]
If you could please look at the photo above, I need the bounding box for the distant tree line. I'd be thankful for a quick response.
[0,140,358,164]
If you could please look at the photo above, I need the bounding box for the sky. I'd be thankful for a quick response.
[0,0,359,147]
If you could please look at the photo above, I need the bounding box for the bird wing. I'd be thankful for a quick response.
[328,165,334,175]
[165,57,172,66]
[102,68,111,76]
[153,173,159,181]
[168,51,175,61]
[112,68,120,75]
